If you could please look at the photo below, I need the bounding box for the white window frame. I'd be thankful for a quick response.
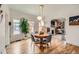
[13,19,20,35]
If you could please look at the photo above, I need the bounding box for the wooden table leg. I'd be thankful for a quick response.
[39,38,45,53]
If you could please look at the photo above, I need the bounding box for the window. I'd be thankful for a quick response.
[13,19,20,35]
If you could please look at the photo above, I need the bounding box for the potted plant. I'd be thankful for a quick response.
[20,17,29,39]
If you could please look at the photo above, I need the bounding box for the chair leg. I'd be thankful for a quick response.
[47,44,49,47]
[46,43,48,52]
[50,42,51,47]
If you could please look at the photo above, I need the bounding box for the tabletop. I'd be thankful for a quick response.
[34,34,48,38]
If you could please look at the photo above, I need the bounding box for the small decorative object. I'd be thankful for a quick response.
[39,31,44,35]
[69,15,79,25]
[20,17,29,37]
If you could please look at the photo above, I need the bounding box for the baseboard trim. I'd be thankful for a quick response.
[10,39,26,44]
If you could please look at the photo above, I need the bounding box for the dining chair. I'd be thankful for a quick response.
[31,31,38,35]
[31,34,40,43]
[43,34,52,47]
[31,34,40,52]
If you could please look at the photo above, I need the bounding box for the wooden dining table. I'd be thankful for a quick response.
[34,34,49,50]
[34,34,48,39]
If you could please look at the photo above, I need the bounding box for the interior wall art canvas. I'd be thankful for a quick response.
[69,15,79,25]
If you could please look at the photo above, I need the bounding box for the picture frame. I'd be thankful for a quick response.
[69,15,79,25]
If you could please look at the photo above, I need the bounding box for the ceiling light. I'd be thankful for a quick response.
[37,5,44,21]
[37,16,42,21]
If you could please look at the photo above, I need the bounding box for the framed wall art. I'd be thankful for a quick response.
[69,15,79,25]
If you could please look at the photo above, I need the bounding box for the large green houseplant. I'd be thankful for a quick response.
[20,17,29,37]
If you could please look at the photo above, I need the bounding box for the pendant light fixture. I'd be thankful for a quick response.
[37,5,45,32]
[37,5,44,21]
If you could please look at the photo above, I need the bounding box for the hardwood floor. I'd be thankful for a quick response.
[6,38,79,54]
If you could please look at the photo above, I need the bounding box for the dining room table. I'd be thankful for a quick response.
[34,33,49,51]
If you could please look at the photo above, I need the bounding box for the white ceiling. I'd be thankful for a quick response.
[7,4,79,19]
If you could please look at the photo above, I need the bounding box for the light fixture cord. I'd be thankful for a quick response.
[40,5,44,20]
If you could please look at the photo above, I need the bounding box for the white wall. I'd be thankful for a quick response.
[44,5,79,46]
[9,8,39,42]
[0,5,9,53]
[5,5,10,46]
[65,18,79,46]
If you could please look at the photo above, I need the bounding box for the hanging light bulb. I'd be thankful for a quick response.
[37,16,42,20]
